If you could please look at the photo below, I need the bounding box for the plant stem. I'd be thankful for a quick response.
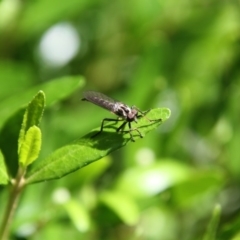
[0,167,26,240]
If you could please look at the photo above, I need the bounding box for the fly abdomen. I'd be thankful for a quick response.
[82,91,116,112]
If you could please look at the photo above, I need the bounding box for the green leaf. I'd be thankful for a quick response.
[100,190,140,225]
[115,160,192,198]
[64,199,91,232]
[26,108,171,184]
[0,76,84,129]
[0,108,25,177]
[19,126,42,167]
[172,171,224,208]
[0,150,9,185]
[18,91,45,154]
[203,204,221,240]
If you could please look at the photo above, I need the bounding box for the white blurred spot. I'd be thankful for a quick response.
[135,147,155,166]
[52,187,70,204]
[213,117,233,143]
[16,223,36,237]
[39,22,80,67]
[157,89,180,132]
[141,171,170,195]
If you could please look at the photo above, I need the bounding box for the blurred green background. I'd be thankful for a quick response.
[0,0,240,239]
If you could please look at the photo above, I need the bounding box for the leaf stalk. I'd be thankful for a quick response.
[0,167,26,240]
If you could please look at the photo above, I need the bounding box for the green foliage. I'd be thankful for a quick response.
[18,91,45,167]
[0,87,169,240]
[100,190,139,225]
[0,151,8,185]
[0,0,239,239]
[203,204,221,240]
[0,76,84,128]
[19,125,42,167]
[26,108,169,184]
[18,91,45,152]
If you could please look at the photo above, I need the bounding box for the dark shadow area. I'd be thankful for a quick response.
[0,108,25,177]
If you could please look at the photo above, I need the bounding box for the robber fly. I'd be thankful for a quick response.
[82,91,161,142]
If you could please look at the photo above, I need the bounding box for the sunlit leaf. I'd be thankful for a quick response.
[26,108,171,184]
[18,91,45,154]
[115,160,192,198]
[19,126,42,167]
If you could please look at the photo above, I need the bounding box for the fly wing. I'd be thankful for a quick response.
[82,91,117,112]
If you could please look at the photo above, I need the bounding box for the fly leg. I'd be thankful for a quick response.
[117,121,127,132]
[91,118,123,138]
[128,122,143,142]
[118,121,143,142]
[137,108,162,122]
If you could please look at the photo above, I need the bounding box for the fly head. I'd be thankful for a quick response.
[126,107,138,122]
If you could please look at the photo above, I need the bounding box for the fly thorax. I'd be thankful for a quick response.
[114,103,128,119]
